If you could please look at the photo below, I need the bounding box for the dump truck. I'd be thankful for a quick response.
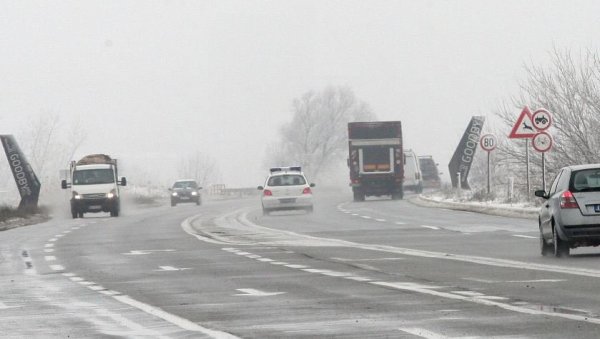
[348,121,403,201]
[61,154,127,218]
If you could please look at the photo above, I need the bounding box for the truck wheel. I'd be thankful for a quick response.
[78,212,84,218]
[353,190,365,202]
[71,210,78,219]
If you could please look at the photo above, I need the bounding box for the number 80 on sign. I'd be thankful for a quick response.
[480,134,497,152]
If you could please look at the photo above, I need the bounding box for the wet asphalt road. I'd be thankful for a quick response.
[3,190,600,338]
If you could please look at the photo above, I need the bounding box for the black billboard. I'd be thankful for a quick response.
[448,116,485,189]
[1,135,41,211]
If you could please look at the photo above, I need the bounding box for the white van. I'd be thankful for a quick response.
[403,149,423,193]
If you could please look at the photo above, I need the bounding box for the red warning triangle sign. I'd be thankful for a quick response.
[509,106,536,139]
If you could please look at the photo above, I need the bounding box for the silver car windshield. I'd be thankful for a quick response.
[571,169,600,192]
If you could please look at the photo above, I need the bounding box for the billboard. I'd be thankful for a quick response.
[1,135,41,211]
[448,116,485,189]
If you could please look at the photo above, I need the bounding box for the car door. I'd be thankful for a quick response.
[541,169,563,238]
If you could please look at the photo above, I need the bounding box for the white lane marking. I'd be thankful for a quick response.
[55,234,64,238]
[394,221,406,225]
[70,277,84,282]
[421,225,440,230]
[375,218,387,222]
[62,273,76,277]
[344,211,351,214]
[100,290,121,296]
[48,238,57,242]
[452,291,483,296]
[269,262,288,265]
[375,281,600,325]
[155,266,191,271]
[62,230,71,234]
[285,264,308,269]
[463,277,566,284]
[45,243,54,248]
[0,301,22,310]
[44,249,54,253]
[222,247,239,252]
[44,256,56,261]
[235,288,285,297]
[236,251,251,255]
[360,215,372,219]
[477,296,509,300]
[399,327,452,339]
[345,276,372,282]
[88,285,106,291]
[351,213,359,216]
[78,281,95,286]
[332,257,405,262]
[512,234,537,239]
[246,254,261,259]
[113,294,240,338]
[49,265,64,271]
[257,258,274,262]
[122,250,176,255]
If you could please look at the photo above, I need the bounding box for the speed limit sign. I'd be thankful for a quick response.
[480,134,497,152]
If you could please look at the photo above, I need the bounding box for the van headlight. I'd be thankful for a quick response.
[172,192,178,196]
[73,191,82,200]
[191,191,197,196]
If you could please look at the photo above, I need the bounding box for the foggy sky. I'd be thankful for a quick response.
[2,1,600,187]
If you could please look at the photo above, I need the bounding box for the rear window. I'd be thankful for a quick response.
[570,169,600,192]
[268,174,306,186]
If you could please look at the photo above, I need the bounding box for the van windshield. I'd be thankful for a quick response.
[73,169,115,185]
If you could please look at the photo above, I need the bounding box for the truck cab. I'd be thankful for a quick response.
[61,154,126,218]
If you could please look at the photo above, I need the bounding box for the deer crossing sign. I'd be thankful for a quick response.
[508,106,537,139]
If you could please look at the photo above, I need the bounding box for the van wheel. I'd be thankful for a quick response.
[78,212,84,218]
[353,190,365,202]
[553,224,570,257]
[262,208,270,216]
[539,225,552,256]
[71,210,78,219]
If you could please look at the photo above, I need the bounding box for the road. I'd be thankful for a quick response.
[3,190,600,338]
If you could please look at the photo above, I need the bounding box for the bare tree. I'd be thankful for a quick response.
[495,48,600,198]
[177,151,220,187]
[269,86,376,180]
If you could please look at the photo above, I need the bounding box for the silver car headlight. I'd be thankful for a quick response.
[172,192,178,196]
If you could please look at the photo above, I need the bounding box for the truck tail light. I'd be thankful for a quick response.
[560,191,578,209]
[263,189,272,196]
[302,187,312,194]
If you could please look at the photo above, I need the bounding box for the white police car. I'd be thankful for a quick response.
[257,167,315,215]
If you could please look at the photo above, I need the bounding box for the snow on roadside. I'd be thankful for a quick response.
[413,192,539,220]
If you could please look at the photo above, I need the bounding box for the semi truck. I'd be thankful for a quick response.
[347,121,404,201]
[61,154,127,218]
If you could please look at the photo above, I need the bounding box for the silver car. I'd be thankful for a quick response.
[535,164,600,257]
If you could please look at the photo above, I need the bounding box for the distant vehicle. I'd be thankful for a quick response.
[347,121,403,201]
[257,166,314,215]
[403,150,423,193]
[535,164,600,257]
[418,155,442,189]
[170,179,202,206]
[61,154,127,218]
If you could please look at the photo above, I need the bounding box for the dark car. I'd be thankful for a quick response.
[170,179,202,206]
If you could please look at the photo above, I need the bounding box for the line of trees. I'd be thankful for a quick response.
[468,48,600,200]
[266,86,376,181]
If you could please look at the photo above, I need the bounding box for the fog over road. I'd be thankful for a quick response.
[3,191,600,338]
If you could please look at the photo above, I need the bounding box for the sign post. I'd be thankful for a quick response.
[508,107,536,197]
[532,131,553,191]
[480,134,497,195]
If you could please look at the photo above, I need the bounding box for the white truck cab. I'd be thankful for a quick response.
[61,154,126,218]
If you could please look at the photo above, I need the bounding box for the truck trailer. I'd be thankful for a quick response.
[61,154,127,218]
[348,121,404,201]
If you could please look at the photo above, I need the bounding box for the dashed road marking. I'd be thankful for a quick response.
[49,264,65,271]
[375,218,387,222]
[44,256,56,261]
[421,225,440,230]
[512,234,537,239]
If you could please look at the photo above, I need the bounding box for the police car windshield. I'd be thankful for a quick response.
[268,175,306,186]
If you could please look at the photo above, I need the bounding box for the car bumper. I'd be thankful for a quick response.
[262,195,313,210]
